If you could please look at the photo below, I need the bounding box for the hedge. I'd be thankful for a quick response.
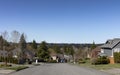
[91,56,110,65]
[114,52,120,63]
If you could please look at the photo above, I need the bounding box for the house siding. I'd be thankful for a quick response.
[113,42,120,52]
[103,49,112,57]
[113,48,120,52]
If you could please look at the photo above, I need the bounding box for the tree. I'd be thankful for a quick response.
[31,40,37,50]
[11,30,20,48]
[18,33,27,63]
[19,33,26,50]
[91,41,96,50]
[52,45,61,54]
[1,31,9,48]
[68,46,75,56]
[64,45,74,56]
[1,31,9,66]
[0,36,4,50]
[37,41,50,61]
[1,31,9,42]
[11,30,20,43]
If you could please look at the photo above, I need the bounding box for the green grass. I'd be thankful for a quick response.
[6,66,29,71]
[79,63,120,70]
[0,64,12,68]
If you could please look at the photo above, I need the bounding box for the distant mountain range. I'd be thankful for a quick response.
[28,42,103,49]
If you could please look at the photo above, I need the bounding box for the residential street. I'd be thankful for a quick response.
[8,63,110,75]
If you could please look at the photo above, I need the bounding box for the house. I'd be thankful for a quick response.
[49,50,57,61]
[0,50,8,57]
[12,48,35,64]
[57,54,65,63]
[51,54,57,60]
[101,38,120,64]
[12,48,21,58]
[64,55,73,62]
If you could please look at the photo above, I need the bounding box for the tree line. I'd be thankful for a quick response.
[0,30,97,64]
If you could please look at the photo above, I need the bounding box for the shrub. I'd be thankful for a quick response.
[78,59,86,64]
[91,56,110,65]
[91,58,99,65]
[114,52,120,63]
[0,56,18,64]
[49,60,57,63]
[0,64,12,67]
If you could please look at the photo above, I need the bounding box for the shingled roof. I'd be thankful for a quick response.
[101,38,120,49]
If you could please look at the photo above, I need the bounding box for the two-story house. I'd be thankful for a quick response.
[101,38,120,64]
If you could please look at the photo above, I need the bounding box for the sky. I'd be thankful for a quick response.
[0,0,120,43]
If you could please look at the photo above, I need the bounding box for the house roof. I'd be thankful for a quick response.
[101,38,120,49]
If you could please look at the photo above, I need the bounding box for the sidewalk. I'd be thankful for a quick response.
[0,63,40,75]
[0,69,15,75]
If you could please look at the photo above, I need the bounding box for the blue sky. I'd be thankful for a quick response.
[0,0,120,43]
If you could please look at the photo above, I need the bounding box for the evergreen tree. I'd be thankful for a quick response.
[68,46,74,56]
[0,35,9,50]
[0,36,4,50]
[37,41,50,61]
[19,33,26,50]
[91,41,96,50]
[19,33,27,61]
[32,40,37,49]
[52,45,61,54]
[64,45,69,55]
[64,45,74,56]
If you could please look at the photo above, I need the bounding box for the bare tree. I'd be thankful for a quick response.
[1,31,9,66]
[11,30,20,43]
[1,31,9,42]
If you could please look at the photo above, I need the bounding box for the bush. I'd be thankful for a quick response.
[114,52,120,63]
[91,56,110,65]
[49,60,57,63]
[78,59,86,64]
[28,61,32,64]
[0,64,12,67]
[0,56,18,64]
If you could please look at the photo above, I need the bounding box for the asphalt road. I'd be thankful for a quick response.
[9,63,110,75]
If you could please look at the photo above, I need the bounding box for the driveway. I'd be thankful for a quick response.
[8,63,110,75]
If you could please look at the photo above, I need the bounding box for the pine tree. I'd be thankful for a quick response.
[91,41,96,50]
[32,40,37,49]
[52,45,61,54]
[19,33,27,62]
[68,46,74,56]
[0,36,4,50]
[37,41,50,61]
[19,33,26,50]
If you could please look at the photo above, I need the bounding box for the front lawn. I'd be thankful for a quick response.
[79,63,120,70]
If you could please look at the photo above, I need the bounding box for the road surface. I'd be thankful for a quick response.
[9,63,110,75]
